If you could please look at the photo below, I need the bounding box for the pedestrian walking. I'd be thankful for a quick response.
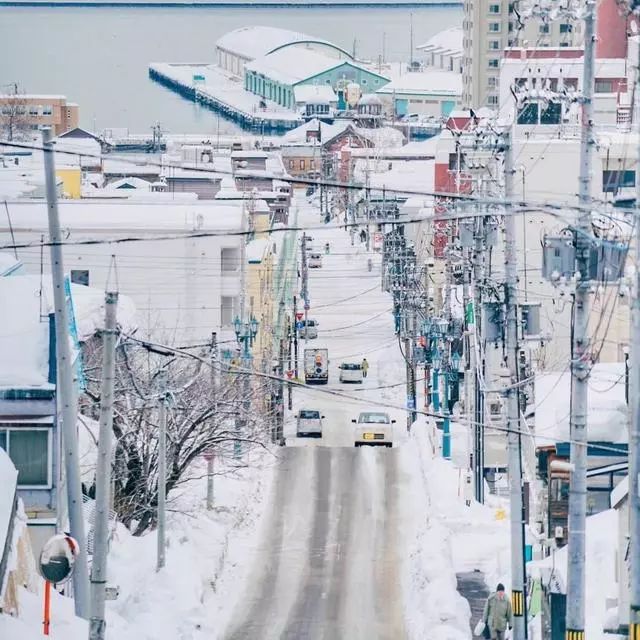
[481,584,513,640]
[361,358,369,378]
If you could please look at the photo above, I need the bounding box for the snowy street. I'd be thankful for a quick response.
[223,198,410,638]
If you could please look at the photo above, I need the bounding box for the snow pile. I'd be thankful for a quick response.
[529,508,618,637]
[0,449,18,585]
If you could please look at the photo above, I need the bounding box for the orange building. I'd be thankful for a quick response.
[0,94,79,136]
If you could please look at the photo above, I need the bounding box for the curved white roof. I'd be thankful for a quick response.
[416,27,463,54]
[216,26,341,62]
[359,93,382,106]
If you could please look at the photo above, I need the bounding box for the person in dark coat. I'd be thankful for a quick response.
[482,584,513,640]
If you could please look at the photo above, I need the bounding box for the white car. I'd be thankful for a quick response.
[353,411,395,448]
[339,362,363,383]
[308,253,323,268]
[296,409,324,438]
[298,319,318,340]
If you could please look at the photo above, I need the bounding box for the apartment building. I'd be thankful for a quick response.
[0,94,79,137]
[462,0,584,109]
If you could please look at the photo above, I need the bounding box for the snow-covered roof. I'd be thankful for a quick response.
[107,177,152,190]
[0,201,244,232]
[353,158,435,193]
[377,70,462,97]
[534,363,628,445]
[246,238,270,263]
[215,26,330,61]
[294,84,337,104]
[417,27,463,54]
[231,150,269,160]
[246,49,385,87]
[359,93,383,107]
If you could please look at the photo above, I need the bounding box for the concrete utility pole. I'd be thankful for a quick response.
[502,130,527,638]
[629,35,640,640]
[404,304,417,431]
[207,332,218,511]
[301,233,309,343]
[89,291,118,640]
[156,369,168,572]
[566,5,596,637]
[293,295,299,378]
[472,207,486,503]
[42,127,90,619]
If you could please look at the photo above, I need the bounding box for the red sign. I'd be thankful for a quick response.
[286,370,294,379]
[295,312,304,320]
[203,452,215,462]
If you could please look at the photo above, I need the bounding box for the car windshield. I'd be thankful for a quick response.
[299,410,320,419]
[342,363,361,370]
[358,412,389,424]
[310,254,321,259]
[305,320,316,327]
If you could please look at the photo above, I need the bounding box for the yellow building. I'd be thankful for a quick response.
[55,167,82,199]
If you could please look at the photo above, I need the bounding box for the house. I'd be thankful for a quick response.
[416,27,463,74]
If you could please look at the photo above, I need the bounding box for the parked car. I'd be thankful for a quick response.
[352,411,395,447]
[339,362,363,383]
[309,253,323,268]
[298,319,318,339]
[296,409,324,438]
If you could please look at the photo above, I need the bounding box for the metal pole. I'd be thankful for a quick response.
[503,130,526,638]
[293,295,299,378]
[156,370,168,572]
[566,4,595,637]
[89,291,118,640]
[443,369,451,459]
[301,233,309,345]
[628,34,640,640]
[207,332,218,511]
[42,128,90,619]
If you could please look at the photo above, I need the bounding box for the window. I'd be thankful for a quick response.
[448,152,466,171]
[539,23,550,33]
[595,79,614,93]
[559,23,572,33]
[70,269,89,286]
[488,77,497,88]
[221,296,238,326]
[299,159,306,170]
[362,79,368,85]
[288,159,295,170]
[489,3,500,12]
[602,170,635,193]
[0,427,50,487]
[28,105,39,116]
[488,58,499,68]
[540,101,561,124]
[309,159,315,170]
[517,102,539,124]
[489,22,501,32]
[487,95,499,106]
[42,105,52,116]
[489,40,501,50]
[221,247,240,272]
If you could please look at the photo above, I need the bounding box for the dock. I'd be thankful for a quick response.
[149,63,302,133]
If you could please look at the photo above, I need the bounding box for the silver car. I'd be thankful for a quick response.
[296,409,324,438]
[298,319,318,340]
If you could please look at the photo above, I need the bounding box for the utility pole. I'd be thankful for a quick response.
[293,295,299,378]
[404,305,417,431]
[207,332,218,511]
[502,130,527,638]
[89,291,118,640]
[156,369,168,572]
[301,233,309,344]
[42,128,90,619]
[566,4,595,637]
[629,33,640,640]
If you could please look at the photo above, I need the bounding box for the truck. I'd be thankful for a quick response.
[304,348,329,385]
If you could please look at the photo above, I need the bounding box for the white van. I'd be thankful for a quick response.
[339,362,363,383]
[296,409,324,438]
[308,253,323,268]
[298,319,318,340]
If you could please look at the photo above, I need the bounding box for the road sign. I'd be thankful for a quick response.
[406,396,416,410]
[304,303,310,311]
[286,370,294,379]
[295,312,304,320]
[203,451,215,462]
[296,321,304,330]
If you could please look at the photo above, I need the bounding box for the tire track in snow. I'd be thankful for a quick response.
[223,447,313,640]
[281,446,332,639]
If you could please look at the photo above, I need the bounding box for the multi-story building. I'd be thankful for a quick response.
[0,94,79,137]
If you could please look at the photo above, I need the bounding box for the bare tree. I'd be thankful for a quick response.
[81,337,275,536]
[0,84,29,142]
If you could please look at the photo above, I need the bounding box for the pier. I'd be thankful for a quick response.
[149,63,302,133]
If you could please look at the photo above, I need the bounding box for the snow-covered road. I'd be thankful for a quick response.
[223,198,409,638]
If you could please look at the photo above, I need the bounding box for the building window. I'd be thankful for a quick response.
[488,58,499,68]
[42,105,52,116]
[559,23,572,33]
[489,3,500,12]
[70,269,89,286]
[539,23,550,33]
[489,40,501,50]
[0,427,50,487]
[595,79,614,93]
[288,159,295,170]
[487,95,499,106]
[603,170,635,193]
[221,247,240,272]
[28,105,39,117]
[540,101,561,124]
[309,159,315,169]
[489,22,501,32]
[299,159,306,170]
[517,102,539,124]
[488,77,497,88]
[221,296,238,326]
[448,152,466,171]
